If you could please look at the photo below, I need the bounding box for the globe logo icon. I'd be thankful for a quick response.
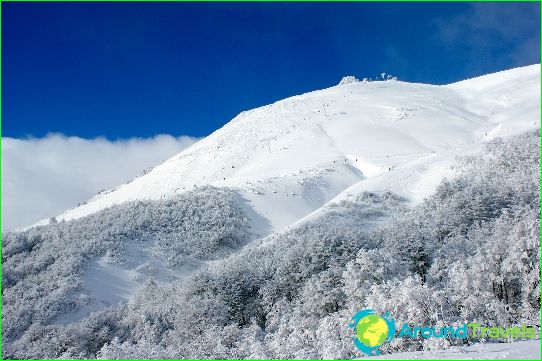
[349,309,396,355]
[356,314,389,347]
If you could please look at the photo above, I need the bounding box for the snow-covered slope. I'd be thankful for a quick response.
[6,66,540,360]
[44,64,540,237]
[367,340,540,360]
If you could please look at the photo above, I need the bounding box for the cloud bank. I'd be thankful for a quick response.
[2,134,199,230]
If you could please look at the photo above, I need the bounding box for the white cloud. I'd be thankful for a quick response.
[1,134,199,230]
[435,2,540,72]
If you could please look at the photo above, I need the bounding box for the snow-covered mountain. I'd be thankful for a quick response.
[44,64,540,236]
[4,65,540,360]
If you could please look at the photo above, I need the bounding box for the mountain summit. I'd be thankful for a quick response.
[46,65,540,236]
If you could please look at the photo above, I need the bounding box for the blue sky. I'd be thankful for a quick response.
[3,1,540,139]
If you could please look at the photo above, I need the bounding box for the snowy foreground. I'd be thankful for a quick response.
[367,340,541,360]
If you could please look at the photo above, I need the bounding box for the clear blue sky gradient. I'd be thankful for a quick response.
[2,1,540,139]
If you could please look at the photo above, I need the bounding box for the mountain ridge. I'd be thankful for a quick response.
[32,64,540,238]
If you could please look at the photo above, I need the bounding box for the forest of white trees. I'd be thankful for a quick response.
[2,131,540,359]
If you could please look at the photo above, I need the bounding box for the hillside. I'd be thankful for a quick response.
[4,65,540,359]
[37,64,540,237]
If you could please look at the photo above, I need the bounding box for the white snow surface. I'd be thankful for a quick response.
[365,340,540,360]
[43,64,540,237]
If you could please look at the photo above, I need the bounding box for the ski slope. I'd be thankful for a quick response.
[42,64,539,239]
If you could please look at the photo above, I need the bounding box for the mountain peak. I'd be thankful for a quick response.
[34,65,540,238]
